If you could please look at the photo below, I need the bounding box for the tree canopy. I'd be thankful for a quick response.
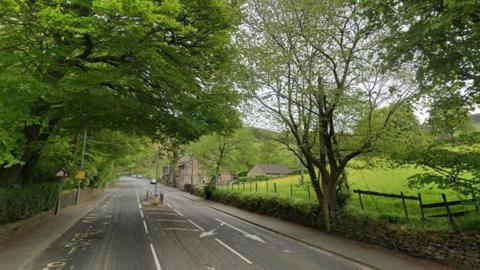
[0,0,241,184]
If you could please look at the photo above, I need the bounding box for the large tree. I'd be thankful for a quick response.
[237,0,419,231]
[0,0,240,183]
[365,0,480,101]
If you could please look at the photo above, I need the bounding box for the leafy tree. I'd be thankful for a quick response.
[365,0,480,100]
[0,0,241,183]
[236,0,419,231]
[427,91,474,143]
[188,132,243,190]
[396,145,480,196]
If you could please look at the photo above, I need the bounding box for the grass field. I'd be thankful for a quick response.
[219,165,480,231]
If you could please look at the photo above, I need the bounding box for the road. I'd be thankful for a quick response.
[27,177,372,270]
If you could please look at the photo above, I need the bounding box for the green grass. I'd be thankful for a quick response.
[220,166,480,231]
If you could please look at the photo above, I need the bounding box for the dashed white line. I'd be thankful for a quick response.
[166,202,172,208]
[150,219,188,222]
[138,203,142,209]
[215,238,252,264]
[150,243,162,270]
[147,213,180,216]
[143,220,149,234]
[140,210,144,219]
[173,209,184,216]
[164,228,200,232]
[188,219,205,231]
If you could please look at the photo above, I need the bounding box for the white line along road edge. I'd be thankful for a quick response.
[215,238,252,264]
[174,209,184,216]
[143,220,149,234]
[150,244,162,270]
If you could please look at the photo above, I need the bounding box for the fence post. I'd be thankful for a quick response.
[238,183,240,191]
[249,182,252,192]
[266,180,269,192]
[358,192,364,210]
[400,192,409,220]
[442,193,459,232]
[418,193,425,220]
[255,182,258,192]
[472,192,479,211]
[307,185,311,201]
[290,184,293,198]
[274,182,277,194]
[242,182,245,191]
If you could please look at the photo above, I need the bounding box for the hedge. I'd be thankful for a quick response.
[0,182,59,224]
[209,189,321,228]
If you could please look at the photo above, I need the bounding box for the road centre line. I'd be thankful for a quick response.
[146,213,180,216]
[215,238,252,265]
[188,219,205,231]
[143,220,149,234]
[150,244,162,270]
[165,228,200,232]
[150,219,187,222]
[174,209,184,216]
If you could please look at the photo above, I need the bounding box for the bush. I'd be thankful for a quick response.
[210,189,321,227]
[0,182,59,224]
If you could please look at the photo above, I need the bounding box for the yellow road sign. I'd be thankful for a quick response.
[76,171,86,180]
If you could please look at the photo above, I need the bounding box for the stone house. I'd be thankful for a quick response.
[247,164,292,178]
[162,155,234,191]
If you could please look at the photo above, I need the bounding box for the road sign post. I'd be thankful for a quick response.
[54,167,69,215]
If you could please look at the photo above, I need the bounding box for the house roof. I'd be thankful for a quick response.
[255,164,291,175]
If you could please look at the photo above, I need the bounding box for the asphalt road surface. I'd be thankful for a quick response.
[27,177,372,270]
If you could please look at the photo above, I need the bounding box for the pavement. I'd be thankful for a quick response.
[0,177,449,270]
[0,186,114,270]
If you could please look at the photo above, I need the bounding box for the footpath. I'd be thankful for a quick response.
[179,191,450,270]
[0,188,114,270]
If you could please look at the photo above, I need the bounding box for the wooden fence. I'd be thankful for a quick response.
[353,189,479,231]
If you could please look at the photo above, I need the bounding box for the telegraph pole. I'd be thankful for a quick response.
[75,130,87,205]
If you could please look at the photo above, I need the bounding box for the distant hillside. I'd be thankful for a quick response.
[470,113,480,124]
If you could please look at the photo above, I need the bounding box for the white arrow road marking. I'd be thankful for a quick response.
[200,224,224,238]
[215,238,252,265]
[214,218,265,243]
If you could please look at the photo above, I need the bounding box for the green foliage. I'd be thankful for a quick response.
[365,0,480,99]
[0,182,59,224]
[398,146,480,195]
[354,105,424,159]
[187,128,298,176]
[210,189,320,227]
[427,91,474,143]
[0,0,241,184]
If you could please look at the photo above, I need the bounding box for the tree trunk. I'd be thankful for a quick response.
[1,124,42,183]
[20,150,41,184]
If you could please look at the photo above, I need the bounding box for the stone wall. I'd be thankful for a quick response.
[332,213,480,269]
[206,190,480,269]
